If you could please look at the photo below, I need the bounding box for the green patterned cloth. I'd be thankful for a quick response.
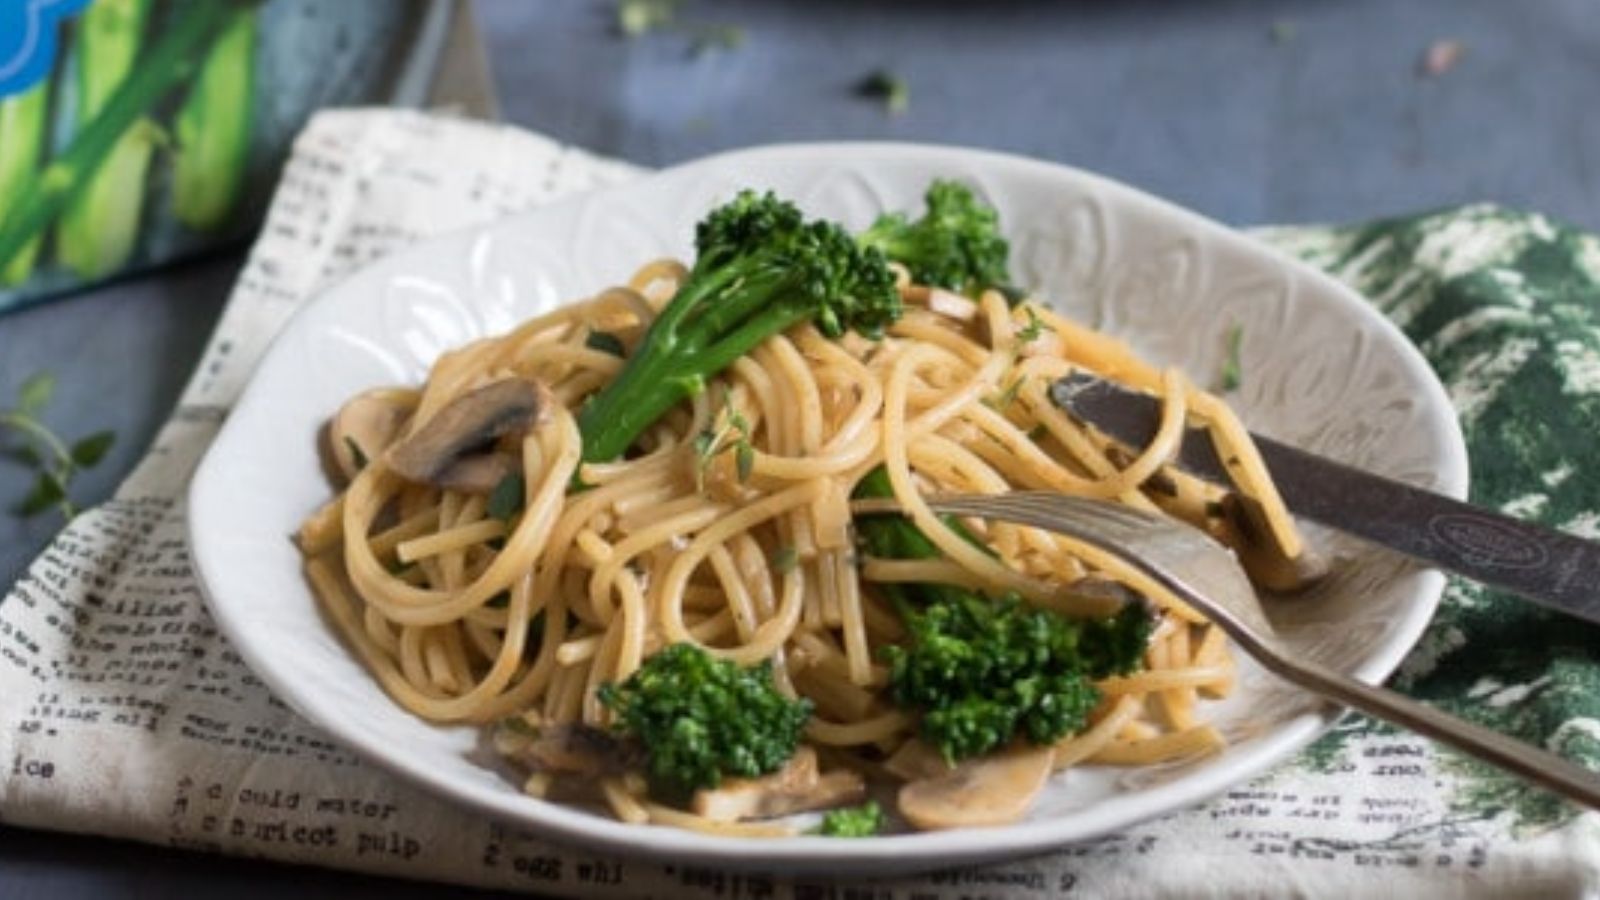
[1264,205,1600,840]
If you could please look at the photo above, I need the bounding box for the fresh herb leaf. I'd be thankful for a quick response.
[987,375,1027,412]
[586,330,627,358]
[488,473,526,522]
[616,0,676,37]
[771,545,798,574]
[17,372,54,415]
[1218,324,1244,392]
[1016,305,1052,343]
[855,69,908,115]
[487,590,512,609]
[1028,423,1050,442]
[735,441,755,483]
[3,371,116,521]
[69,431,114,468]
[693,391,755,490]
[16,471,66,516]
[342,436,369,471]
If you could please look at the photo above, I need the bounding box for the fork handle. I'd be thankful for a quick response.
[1247,643,1600,809]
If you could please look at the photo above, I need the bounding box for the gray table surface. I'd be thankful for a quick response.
[3,0,1596,895]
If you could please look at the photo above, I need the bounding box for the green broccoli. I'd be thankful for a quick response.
[576,190,900,464]
[598,642,812,800]
[856,180,1010,297]
[814,799,885,837]
[853,466,1154,763]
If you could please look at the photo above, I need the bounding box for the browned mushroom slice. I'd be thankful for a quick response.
[897,744,1053,831]
[692,747,867,822]
[385,378,548,489]
[1218,493,1329,593]
[496,722,641,779]
[883,739,954,782]
[327,388,416,483]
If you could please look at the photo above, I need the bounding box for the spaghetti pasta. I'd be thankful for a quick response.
[299,201,1310,836]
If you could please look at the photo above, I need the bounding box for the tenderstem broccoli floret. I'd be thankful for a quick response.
[598,642,812,800]
[855,180,1011,297]
[576,190,900,464]
[853,466,1153,763]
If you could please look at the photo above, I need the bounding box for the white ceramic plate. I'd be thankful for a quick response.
[188,143,1468,875]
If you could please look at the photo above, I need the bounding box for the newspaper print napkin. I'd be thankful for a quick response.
[0,108,1596,897]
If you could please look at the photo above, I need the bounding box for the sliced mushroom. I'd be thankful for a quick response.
[1218,493,1329,593]
[385,378,548,491]
[897,744,1053,831]
[883,739,954,782]
[327,388,416,483]
[692,747,867,822]
[496,722,641,779]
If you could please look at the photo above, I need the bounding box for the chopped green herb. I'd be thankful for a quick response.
[693,391,756,490]
[855,69,908,115]
[771,545,799,575]
[814,800,885,837]
[1016,305,1052,343]
[3,371,116,521]
[343,436,370,471]
[487,590,511,609]
[1028,424,1050,442]
[616,0,676,37]
[488,473,526,522]
[1218,324,1244,392]
[585,330,627,358]
[735,441,755,483]
[987,375,1027,412]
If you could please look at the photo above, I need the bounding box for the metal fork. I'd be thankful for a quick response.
[851,491,1600,809]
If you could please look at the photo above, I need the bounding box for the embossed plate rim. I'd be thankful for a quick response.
[189,142,1468,874]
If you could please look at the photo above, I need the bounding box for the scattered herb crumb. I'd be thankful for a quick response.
[1270,20,1297,44]
[585,330,627,358]
[1218,324,1244,392]
[616,0,677,37]
[1421,39,1464,77]
[771,545,798,575]
[856,69,909,115]
[488,472,526,522]
[813,800,885,837]
[1,372,115,521]
[1016,304,1052,343]
[343,436,370,471]
[987,375,1027,412]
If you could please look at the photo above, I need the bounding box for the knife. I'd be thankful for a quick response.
[1050,372,1600,627]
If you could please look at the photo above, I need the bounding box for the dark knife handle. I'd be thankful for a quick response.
[1052,372,1600,627]
[1253,436,1600,626]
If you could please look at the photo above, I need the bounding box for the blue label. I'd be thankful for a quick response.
[0,0,91,97]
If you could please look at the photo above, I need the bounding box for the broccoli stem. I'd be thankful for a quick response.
[0,0,247,278]
[55,0,156,279]
[171,6,257,230]
[0,82,50,286]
